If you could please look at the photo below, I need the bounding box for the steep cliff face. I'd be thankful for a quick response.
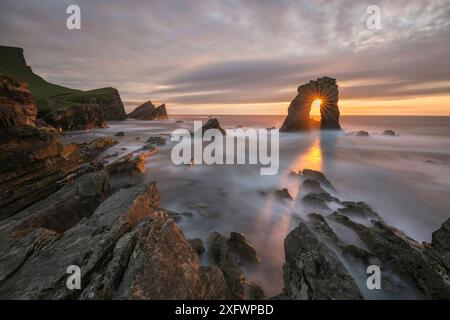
[127,101,168,120]
[0,75,37,128]
[281,76,341,132]
[0,46,126,122]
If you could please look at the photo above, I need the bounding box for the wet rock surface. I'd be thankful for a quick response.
[347,130,370,137]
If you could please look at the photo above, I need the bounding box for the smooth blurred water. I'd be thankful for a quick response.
[62,115,450,298]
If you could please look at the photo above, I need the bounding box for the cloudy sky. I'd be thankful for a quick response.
[1,0,450,115]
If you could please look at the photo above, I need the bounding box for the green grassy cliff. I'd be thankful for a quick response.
[0,46,126,119]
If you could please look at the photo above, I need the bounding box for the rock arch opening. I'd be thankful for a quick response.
[280,76,341,131]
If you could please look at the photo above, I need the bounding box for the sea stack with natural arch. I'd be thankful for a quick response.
[280,76,341,131]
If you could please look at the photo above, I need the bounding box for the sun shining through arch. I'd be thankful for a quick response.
[311,98,322,115]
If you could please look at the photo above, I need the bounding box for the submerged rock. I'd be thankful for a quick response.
[330,212,450,299]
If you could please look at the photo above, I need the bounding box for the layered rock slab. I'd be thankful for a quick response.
[281,77,340,131]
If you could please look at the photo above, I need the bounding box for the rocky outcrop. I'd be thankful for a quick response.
[43,104,107,131]
[330,213,450,299]
[280,77,340,131]
[0,182,231,299]
[208,232,264,299]
[227,232,260,265]
[0,75,37,128]
[282,223,363,300]
[382,130,397,136]
[127,101,168,120]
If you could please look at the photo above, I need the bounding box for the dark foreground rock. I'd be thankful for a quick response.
[282,169,450,300]
[127,101,168,120]
[0,182,231,299]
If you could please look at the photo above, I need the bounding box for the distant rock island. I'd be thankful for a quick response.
[0,46,127,130]
[127,101,168,120]
[281,76,341,131]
